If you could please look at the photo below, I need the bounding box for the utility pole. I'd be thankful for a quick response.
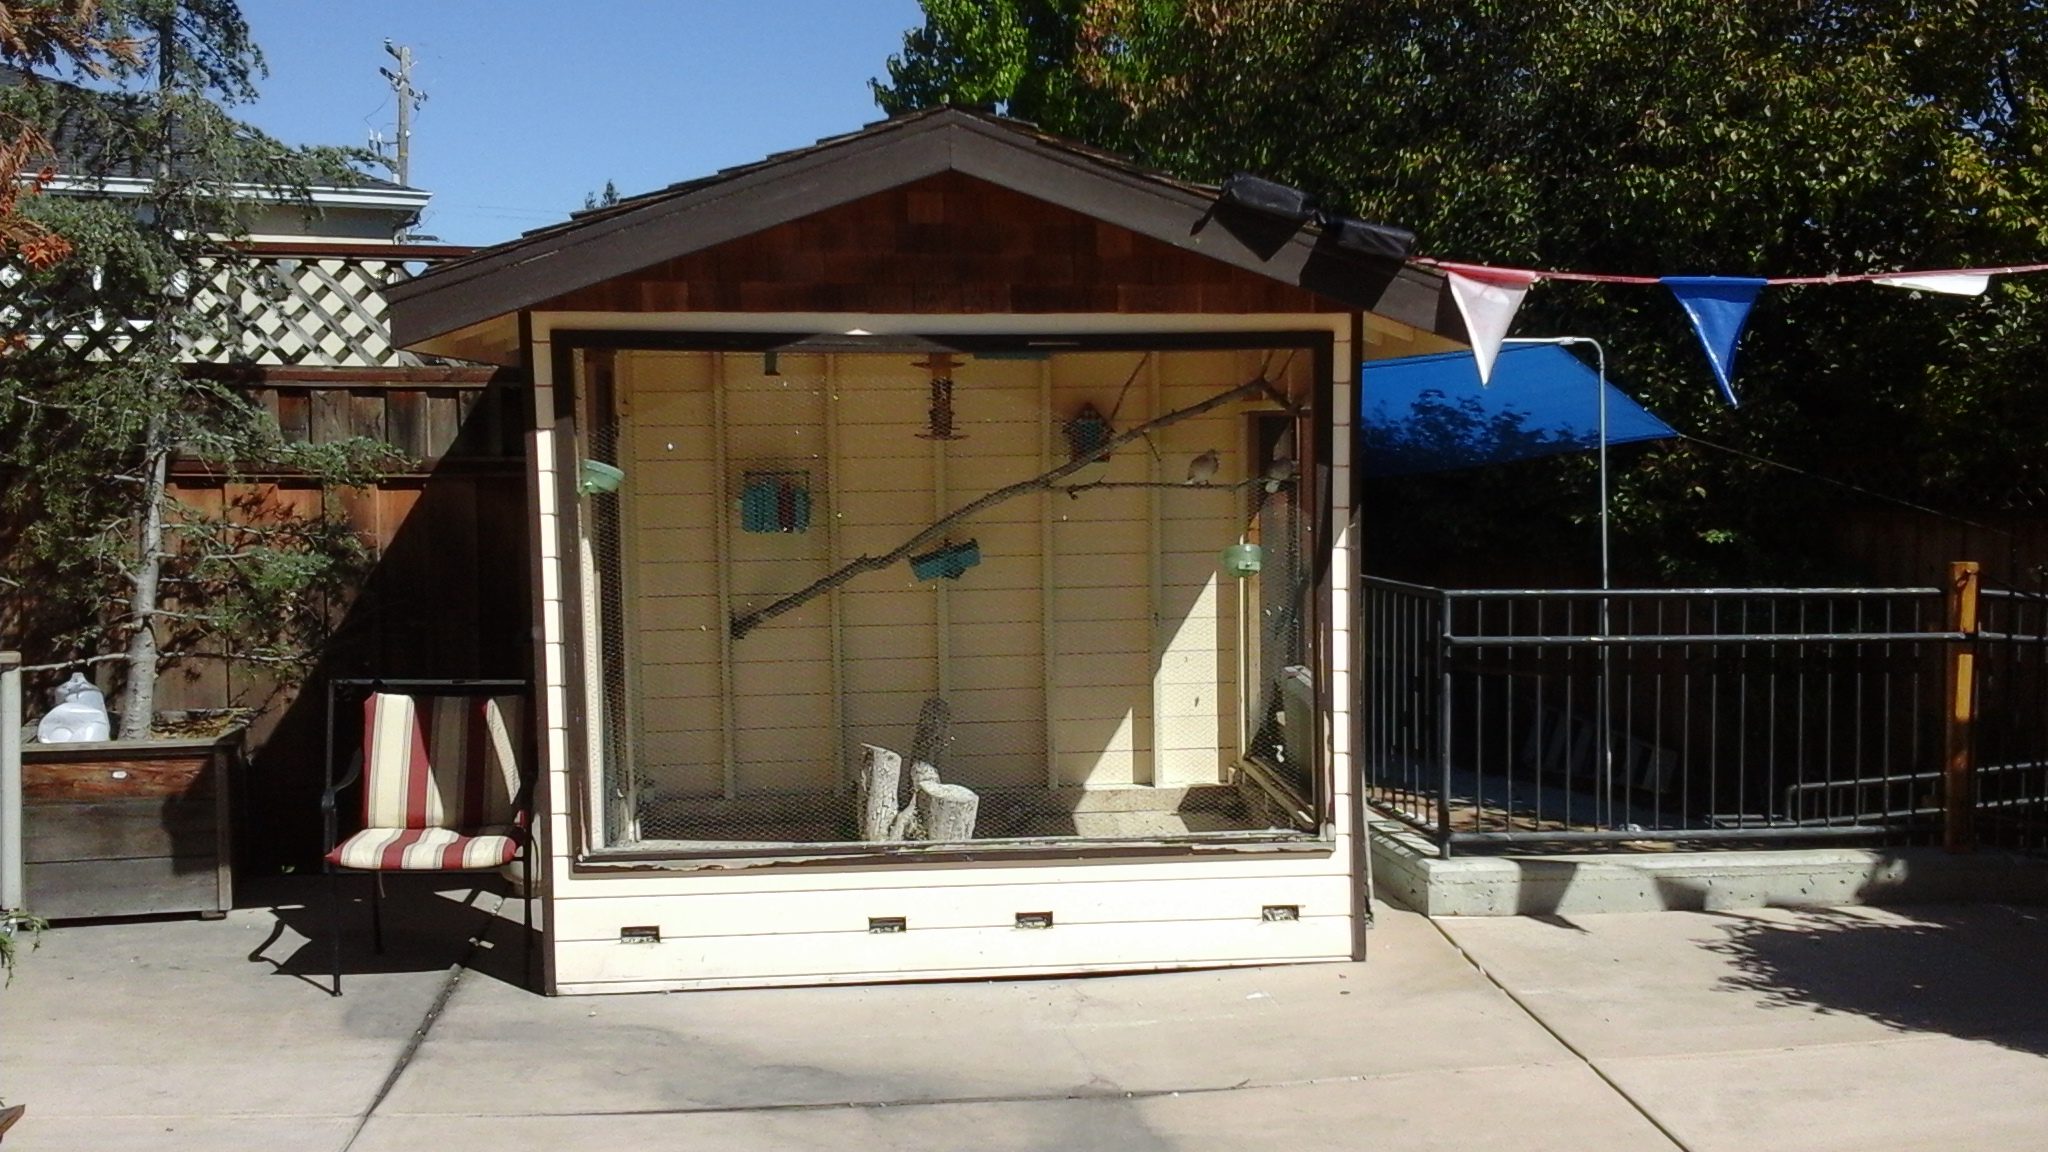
[379,40,425,186]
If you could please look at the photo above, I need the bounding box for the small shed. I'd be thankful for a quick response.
[388,109,1463,993]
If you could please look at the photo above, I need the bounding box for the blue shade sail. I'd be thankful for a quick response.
[1359,345,1677,477]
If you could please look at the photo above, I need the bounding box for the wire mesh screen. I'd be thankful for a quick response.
[1242,412,1315,800]
[583,345,1320,852]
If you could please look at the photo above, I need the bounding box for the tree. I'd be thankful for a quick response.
[0,1,131,269]
[876,2,2048,583]
[1,0,392,736]
[872,0,1120,136]
[581,179,619,210]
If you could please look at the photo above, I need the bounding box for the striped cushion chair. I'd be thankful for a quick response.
[321,690,532,995]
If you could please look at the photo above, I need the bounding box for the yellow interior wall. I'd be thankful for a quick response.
[615,347,1300,805]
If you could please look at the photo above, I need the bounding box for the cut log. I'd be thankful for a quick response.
[886,763,940,841]
[916,778,979,842]
[886,805,916,842]
[856,744,902,842]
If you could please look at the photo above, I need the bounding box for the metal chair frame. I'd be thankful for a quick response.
[320,677,535,997]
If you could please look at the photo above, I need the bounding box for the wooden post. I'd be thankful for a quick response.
[1943,561,1981,852]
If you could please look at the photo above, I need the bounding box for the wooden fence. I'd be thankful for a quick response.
[5,242,536,871]
[168,369,530,872]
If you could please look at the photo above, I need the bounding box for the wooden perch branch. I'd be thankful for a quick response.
[730,375,1272,640]
[1052,478,1264,497]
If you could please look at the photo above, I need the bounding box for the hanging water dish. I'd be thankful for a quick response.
[910,538,981,581]
[579,459,626,495]
[1221,542,1263,578]
[740,469,812,533]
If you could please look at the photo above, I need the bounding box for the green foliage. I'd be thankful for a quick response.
[873,0,1122,135]
[876,1,2048,583]
[0,0,395,719]
[0,911,49,986]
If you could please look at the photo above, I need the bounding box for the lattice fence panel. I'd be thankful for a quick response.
[2,252,443,368]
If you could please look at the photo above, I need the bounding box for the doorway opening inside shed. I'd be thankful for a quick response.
[577,338,1324,855]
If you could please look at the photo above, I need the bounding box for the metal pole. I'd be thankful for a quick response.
[1499,336,1610,591]
[1593,339,1611,594]
[1437,592,1455,860]
[1501,337,1614,822]
[2,652,23,913]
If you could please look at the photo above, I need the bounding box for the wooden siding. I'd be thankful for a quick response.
[612,347,1288,804]
[537,173,1349,318]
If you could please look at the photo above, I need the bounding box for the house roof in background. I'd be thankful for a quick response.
[388,106,1459,348]
[0,63,415,196]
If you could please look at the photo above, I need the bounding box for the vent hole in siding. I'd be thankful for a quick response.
[619,925,661,944]
[1261,905,1301,922]
[868,916,907,934]
[1015,911,1054,930]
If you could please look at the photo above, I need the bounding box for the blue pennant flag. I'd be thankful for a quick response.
[1662,276,1767,406]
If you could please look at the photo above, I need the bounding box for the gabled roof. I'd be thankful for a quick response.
[388,107,1460,348]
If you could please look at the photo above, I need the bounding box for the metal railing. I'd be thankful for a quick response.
[1363,577,1966,856]
[1971,583,2048,854]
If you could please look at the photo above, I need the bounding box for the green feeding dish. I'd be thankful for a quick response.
[1221,542,1263,577]
[579,459,626,495]
[910,539,981,581]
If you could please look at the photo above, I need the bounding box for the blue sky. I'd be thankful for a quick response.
[237,2,927,245]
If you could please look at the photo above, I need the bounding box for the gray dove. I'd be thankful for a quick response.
[1263,456,1298,493]
[1184,448,1221,485]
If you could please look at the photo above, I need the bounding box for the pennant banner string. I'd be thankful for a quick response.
[1404,255,2048,408]
[1412,257,2048,286]
[1440,263,1537,385]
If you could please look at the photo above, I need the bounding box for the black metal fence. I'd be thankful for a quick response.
[1359,574,2048,856]
[1973,583,2048,853]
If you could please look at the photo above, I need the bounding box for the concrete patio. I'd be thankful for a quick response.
[3,875,2046,1151]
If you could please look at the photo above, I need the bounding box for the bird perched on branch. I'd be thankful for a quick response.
[1184,449,1220,485]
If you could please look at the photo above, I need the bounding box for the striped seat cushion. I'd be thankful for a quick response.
[360,692,526,831]
[325,826,523,871]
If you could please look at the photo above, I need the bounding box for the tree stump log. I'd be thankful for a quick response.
[916,778,979,842]
[886,763,940,841]
[856,744,902,842]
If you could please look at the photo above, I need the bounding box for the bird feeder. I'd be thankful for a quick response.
[579,459,626,495]
[1221,542,1263,578]
[1062,402,1114,463]
[910,538,981,581]
[739,469,812,534]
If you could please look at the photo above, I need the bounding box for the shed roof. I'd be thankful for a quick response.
[387,107,1462,350]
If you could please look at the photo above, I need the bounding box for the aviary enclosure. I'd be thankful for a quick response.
[578,342,1321,853]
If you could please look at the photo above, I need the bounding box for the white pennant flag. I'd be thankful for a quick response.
[1442,264,1539,384]
[1873,273,1990,296]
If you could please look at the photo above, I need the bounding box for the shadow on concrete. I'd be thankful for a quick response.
[238,873,537,996]
[1696,902,2048,1058]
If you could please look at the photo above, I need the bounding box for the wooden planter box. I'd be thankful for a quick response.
[21,731,239,920]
